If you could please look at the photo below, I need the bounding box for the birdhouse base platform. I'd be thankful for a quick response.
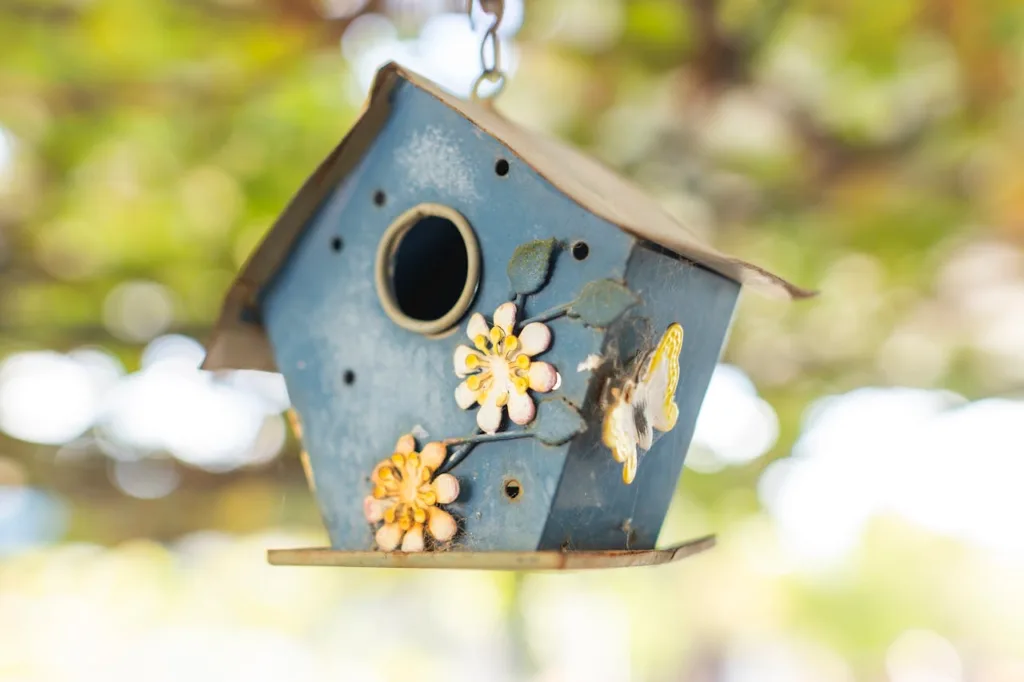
[267,535,715,571]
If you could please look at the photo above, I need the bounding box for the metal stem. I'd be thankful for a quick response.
[438,429,533,473]
[521,302,572,326]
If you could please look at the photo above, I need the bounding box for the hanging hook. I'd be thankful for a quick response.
[468,0,506,102]
[467,0,504,31]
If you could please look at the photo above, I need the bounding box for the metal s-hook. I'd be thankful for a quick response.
[467,0,504,30]
[467,0,507,102]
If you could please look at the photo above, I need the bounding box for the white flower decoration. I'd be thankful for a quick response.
[453,302,560,434]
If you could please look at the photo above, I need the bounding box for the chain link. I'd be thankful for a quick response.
[468,0,506,102]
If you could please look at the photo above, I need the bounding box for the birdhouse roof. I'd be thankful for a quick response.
[202,62,812,372]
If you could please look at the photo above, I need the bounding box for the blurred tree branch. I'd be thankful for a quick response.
[688,0,790,90]
[786,105,931,189]
[0,2,80,22]
[689,0,747,89]
[677,0,935,200]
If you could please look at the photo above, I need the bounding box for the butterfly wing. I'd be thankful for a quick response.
[637,323,683,434]
[602,385,638,464]
[602,384,640,484]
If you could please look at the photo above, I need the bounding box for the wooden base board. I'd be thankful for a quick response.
[267,535,715,571]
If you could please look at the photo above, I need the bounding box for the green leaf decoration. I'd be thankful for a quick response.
[532,398,587,446]
[507,238,557,295]
[568,279,639,327]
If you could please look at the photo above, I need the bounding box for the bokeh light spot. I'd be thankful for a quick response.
[0,350,122,445]
[886,630,963,682]
[0,486,67,555]
[102,280,175,343]
[0,126,14,190]
[688,364,780,472]
[112,459,181,499]
[96,335,288,472]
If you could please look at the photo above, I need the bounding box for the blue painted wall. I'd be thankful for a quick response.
[262,80,738,551]
[541,246,739,551]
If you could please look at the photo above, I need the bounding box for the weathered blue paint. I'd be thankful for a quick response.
[540,247,739,550]
[260,78,739,553]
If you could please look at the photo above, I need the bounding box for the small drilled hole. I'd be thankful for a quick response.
[342,370,355,385]
[373,190,386,206]
[571,241,589,260]
[503,479,521,500]
[331,236,343,252]
[495,158,510,177]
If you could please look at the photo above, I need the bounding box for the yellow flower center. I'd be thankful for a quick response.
[373,452,441,529]
[466,326,533,400]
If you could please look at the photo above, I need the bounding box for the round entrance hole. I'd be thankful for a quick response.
[375,203,480,335]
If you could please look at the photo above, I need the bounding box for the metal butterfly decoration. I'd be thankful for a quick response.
[601,323,684,484]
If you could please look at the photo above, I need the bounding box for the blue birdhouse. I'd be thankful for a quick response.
[203,63,810,570]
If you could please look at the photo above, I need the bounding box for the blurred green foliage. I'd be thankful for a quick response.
[1,0,1024,678]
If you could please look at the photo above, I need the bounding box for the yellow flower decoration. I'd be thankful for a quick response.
[363,434,460,552]
[453,301,560,434]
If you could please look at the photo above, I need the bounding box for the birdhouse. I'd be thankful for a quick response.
[203,62,810,570]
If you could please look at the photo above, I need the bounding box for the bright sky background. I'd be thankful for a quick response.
[343,1,524,99]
